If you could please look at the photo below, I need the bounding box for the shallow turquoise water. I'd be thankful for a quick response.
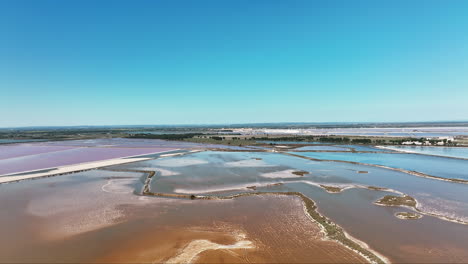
[339,145,394,152]
[294,145,351,151]
[291,151,468,181]
[384,146,468,159]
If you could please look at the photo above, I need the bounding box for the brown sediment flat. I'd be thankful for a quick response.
[0,184,365,263]
[148,192,386,264]
[185,195,368,264]
[96,195,368,263]
[0,171,367,263]
[2,147,468,264]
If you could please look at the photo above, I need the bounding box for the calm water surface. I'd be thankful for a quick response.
[2,149,467,263]
[106,150,468,262]
[339,145,394,152]
[291,151,468,180]
[294,146,351,151]
[384,146,468,159]
[108,151,468,222]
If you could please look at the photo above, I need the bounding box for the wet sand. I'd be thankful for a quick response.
[83,195,369,263]
[0,170,366,263]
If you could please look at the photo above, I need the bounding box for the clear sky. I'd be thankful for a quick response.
[1,0,468,127]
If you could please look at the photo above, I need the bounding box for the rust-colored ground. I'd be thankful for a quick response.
[96,195,367,263]
[0,175,366,263]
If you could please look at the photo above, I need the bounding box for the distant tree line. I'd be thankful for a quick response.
[127,133,204,140]
[127,133,458,146]
[254,136,374,144]
[254,136,312,141]
[318,137,350,143]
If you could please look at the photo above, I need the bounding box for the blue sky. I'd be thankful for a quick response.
[1,0,468,127]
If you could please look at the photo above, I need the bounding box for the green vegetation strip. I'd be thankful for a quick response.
[127,133,204,140]
[292,170,309,176]
[375,195,416,207]
[319,185,343,193]
[395,212,422,220]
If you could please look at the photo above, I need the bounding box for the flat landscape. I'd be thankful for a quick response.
[1,129,467,263]
[3,1,468,262]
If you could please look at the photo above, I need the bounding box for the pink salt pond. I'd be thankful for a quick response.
[0,138,250,176]
[0,144,176,176]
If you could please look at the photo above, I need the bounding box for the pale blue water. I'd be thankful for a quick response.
[107,151,468,222]
[339,145,394,152]
[333,132,468,137]
[291,151,468,180]
[385,146,468,159]
[294,145,351,151]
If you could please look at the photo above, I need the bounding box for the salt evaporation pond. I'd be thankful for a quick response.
[383,146,468,159]
[106,151,468,222]
[104,150,468,262]
[0,138,253,176]
[2,147,467,263]
[0,166,368,263]
[291,151,468,181]
[0,146,176,176]
[339,145,395,152]
[0,145,78,160]
[39,138,251,150]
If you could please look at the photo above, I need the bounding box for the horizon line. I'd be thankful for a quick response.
[2,120,468,130]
